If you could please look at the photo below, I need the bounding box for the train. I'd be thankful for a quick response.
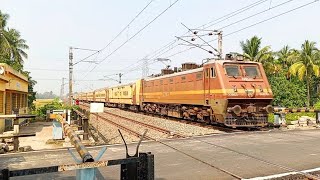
[74,53,273,128]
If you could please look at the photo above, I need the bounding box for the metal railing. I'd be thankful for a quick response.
[0,109,154,180]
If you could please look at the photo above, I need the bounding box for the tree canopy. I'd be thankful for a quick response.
[240,36,320,107]
[0,10,36,110]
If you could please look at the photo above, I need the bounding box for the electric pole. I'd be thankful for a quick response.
[60,77,66,100]
[68,46,99,106]
[69,47,73,106]
[217,31,223,59]
[142,58,149,78]
[118,73,123,84]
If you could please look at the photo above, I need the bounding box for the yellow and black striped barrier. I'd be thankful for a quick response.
[273,107,320,113]
[56,114,94,163]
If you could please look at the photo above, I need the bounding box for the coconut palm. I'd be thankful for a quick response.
[0,11,28,70]
[240,36,271,62]
[277,46,299,69]
[0,11,11,59]
[6,28,29,65]
[289,40,320,106]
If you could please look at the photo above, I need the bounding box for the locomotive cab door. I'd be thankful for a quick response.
[204,66,217,105]
[204,67,210,105]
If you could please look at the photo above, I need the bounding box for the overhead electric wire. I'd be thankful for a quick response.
[80,0,181,80]
[217,0,295,31]
[96,0,181,66]
[199,0,269,29]
[190,0,296,43]
[73,0,155,67]
[118,0,273,75]
[166,0,320,58]
[99,0,155,52]
[223,0,319,37]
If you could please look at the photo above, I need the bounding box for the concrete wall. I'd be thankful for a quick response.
[0,63,28,134]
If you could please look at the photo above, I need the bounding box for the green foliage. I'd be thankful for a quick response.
[22,71,37,110]
[1,11,36,112]
[0,10,29,71]
[35,98,78,119]
[314,100,320,109]
[288,40,320,106]
[240,36,320,108]
[269,74,307,107]
[268,112,315,124]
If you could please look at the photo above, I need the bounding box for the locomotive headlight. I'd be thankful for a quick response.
[264,105,273,113]
[232,105,242,115]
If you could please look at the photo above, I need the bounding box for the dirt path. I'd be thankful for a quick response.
[19,121,63,150]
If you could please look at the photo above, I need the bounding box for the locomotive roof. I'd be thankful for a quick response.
[145,67,203,81]
[145,59,260,81]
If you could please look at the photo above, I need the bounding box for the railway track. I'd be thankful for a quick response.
[80,104,184,140]
[102,111,186,138]
[80,102,248,135]
[130,109,247,133]
[195,138,319,180]
[80,103,315,179]
[94,113,154,141]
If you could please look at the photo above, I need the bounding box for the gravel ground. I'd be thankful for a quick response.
[98,112,169,140]
[269,171,320,180]
[103,107,224,137]
[81,104,225,144]
[89,113,140,144]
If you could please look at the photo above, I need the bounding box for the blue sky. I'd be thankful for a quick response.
[1,0,319,95]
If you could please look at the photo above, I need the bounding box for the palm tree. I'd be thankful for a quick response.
[277,46,299,69]
[289,40,320,106]
[0,11,11,59]
[0,11,28,70]
[240,36,271,62]
[6,28,29,66]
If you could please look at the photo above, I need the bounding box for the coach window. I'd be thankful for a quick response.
[210,67,216,78]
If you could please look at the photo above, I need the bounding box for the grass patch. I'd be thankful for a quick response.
[268,112,316,124]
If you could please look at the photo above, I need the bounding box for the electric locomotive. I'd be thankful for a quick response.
[75,53,273,128]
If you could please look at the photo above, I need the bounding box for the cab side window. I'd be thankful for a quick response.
[205,69,209,78]
[210,67,216,78]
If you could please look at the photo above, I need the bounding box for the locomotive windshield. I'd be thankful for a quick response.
[225,65,241,77]
[243,66,260,78]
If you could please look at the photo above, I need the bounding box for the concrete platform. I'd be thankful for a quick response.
[1,129,320,179]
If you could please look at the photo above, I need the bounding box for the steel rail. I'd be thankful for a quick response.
[79,104,243,178]
[80,103,184,138]
[103,111,185,138]
[56,115,94,162]
[94,113,153,141]
[196,138,320,180]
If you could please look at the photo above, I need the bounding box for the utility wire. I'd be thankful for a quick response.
[73,0,155,66]
[116,0,268,75]
[217,0,295,30]
[97,0,180,66]
[190,0,296,43]
[97,0,155,54]
[118,0,271,73]
[223,0,319,38]
[167,0,320,58]
[199,0,269,29]
[82,0,181,78]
